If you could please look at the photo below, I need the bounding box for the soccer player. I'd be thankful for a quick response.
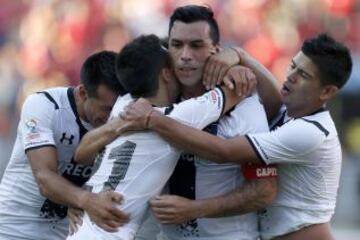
[144,5,279,240]
[0,51,128,240]
[120,33,352,240]
[67,34,245,240]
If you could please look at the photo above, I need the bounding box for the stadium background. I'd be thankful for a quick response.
[0,0,359,239]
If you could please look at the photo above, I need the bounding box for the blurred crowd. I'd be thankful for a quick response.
[0,0,360,176]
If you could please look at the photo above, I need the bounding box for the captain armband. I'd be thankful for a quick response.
[241,163,277,180]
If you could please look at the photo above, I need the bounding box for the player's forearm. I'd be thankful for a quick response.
[193,178,277,218]
[149,111,254,164]
[234,47,282,120]
[75,123,119,164]
[35,169,91,209]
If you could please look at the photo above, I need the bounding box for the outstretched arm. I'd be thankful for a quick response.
[146,110,261,164]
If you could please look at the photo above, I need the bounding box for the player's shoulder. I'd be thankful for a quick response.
[25,87,70,110]
[295,110,336,138]
[109,94,133,118]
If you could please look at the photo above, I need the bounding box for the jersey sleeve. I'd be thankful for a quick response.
[20,93,57,152]
[167,87,225,130]
[245,119,327,165]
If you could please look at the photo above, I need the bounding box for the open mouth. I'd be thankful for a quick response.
[281,84,291,96]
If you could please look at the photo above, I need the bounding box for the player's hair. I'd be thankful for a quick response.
[169,5,220,45]
[80,51,127,97]
[301,33,352,88]
[115,34,171,98]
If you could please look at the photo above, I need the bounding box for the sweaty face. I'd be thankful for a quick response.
[169,21,217,87]
[83,84,118,127]
[281,51,324,117]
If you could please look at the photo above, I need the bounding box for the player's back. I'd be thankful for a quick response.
[81,94,180,239]
[71,89,226,240]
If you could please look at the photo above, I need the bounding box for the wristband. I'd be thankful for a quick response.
[145,109,154,129]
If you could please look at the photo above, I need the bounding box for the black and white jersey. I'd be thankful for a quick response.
[161,94,269,240]
[246,107,341,239]
[67,88,225,240]
[0,87,94,240]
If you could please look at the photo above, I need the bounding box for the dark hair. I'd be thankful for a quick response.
[115,34,170,98]
[80,51,126,97]
[301,33,352,88]
[169,5,219,44]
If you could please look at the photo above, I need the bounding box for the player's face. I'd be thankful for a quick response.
[83,84,118,127]
[281,51,324,117]
[169,21,217,87]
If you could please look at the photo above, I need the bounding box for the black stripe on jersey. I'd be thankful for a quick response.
[25,144,56,153]
[164,105,174,115]
[270,109,287,131]
[67,88,88,139]
[37,92,59,109]
[300,118,329,137]
[245,135,267,165]
[217,87,226,117]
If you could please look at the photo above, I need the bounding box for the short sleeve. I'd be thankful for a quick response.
[167,87,225,130]
[21,93,57,152]
[246,119,327,165]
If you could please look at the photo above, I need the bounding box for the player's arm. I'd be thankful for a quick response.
[121,103,260,165]
[204,47,282,121]
[148,112,259,164]
[27,144,129,232]
[74,117,125,165]
[234,47,281,120]
[22,94,128,231]
[150,177,276,224]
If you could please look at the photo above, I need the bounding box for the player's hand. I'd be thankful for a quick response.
[150,195,197,224]
[68,207,84,235]
[81,191,129,232]
[203,48,240,90]
[118,98,154,133]
[223,65,257,97]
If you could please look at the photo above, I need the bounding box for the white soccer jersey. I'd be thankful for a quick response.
[67,88,225,240]
[161,94,269,240]
[0,87,94,240]
[246,108,341,239]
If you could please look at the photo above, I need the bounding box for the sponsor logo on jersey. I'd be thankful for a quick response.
[63,162,93,178]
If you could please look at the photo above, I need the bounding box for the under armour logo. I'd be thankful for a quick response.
[60,133,75,145]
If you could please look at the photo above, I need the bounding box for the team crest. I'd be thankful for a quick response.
[25,119,38,133]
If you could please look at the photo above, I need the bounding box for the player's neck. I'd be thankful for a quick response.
[73,86,88,122]
[146,78,175,107]
[180,81,206,100]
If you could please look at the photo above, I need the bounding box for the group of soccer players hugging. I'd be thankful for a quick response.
[0,4,353,240]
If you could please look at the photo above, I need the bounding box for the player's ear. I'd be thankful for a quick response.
[161,68,172,83]
[319,85,339,101]
[78,85,88,101]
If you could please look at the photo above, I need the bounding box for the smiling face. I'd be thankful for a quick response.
[281,51,329,117]
[168,21,217,88]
